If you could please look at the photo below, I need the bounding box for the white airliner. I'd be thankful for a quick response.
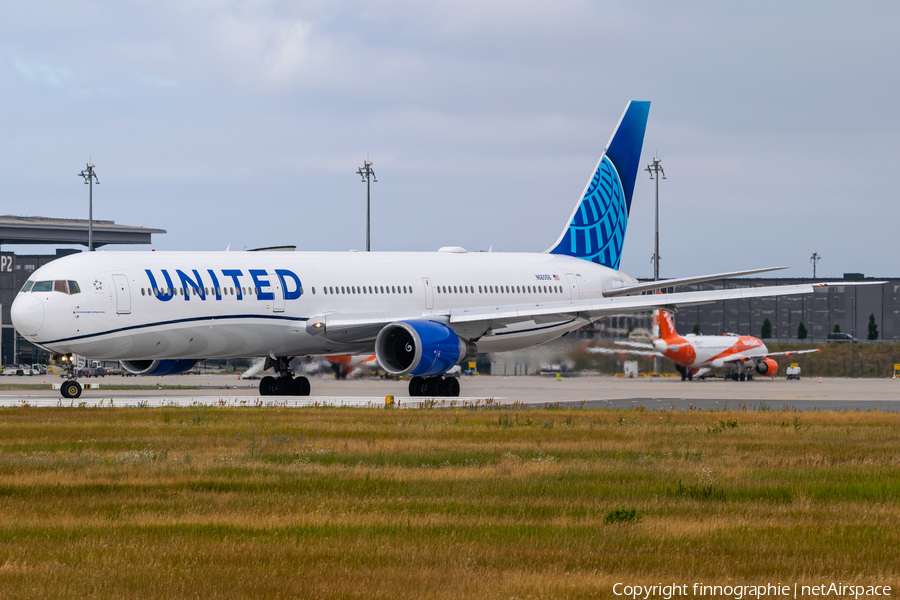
[9,101,868,399]
[591,309,821,380]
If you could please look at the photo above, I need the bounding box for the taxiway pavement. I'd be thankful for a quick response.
[0,374,898,411]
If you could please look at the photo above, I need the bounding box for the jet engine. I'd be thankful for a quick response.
[755,358,778,376]
[120,359,199,376]
[375,320,476,377]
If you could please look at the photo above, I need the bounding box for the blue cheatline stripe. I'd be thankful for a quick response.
[491,319,577,337]
[39,313,310,345]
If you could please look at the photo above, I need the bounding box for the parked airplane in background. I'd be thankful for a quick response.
[10,100,874,399]
[591,309,820,380]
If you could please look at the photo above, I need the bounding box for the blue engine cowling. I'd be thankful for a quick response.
[120,359,199,376]
[375,320,476,377]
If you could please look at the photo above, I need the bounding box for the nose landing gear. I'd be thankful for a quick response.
[54,353,83,399]
[61,379,83,399]
[258,356,311,397]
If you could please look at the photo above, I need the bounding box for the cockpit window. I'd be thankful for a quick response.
[22,280,81,294]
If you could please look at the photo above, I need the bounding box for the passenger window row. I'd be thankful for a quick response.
[322,285,412,295]
[141,286,260,297]
[20,280,81,294]
[436,284,563,295]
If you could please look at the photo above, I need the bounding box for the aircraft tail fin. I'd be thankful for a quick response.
[654,309,679,340]
[547,100,650,269]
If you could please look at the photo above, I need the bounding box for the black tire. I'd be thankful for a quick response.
[61,380,72,399]
[426,377,445,396]
[292,376,311,396]
[446,377,460,397]
[687,373,694,381]
[274,376,293,395]
[409,376,426,397]
[739,373,746,382]
[63,381,82,399]
[259,376,276,396]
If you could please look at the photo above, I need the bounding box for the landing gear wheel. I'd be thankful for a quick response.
[426,376,445,396]
[739,373,746,382]
[292,376,311,396]
[259,376,276,396]
[409,376,427,397]
[687,373,694,381]
[274,376,293,395]
[445,377,460,397]
[61,380,82,399]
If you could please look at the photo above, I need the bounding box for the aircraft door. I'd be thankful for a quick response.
[565,273,581,300]
[423,277,434,309]
[272,272,285,312]
[112,274,131,314]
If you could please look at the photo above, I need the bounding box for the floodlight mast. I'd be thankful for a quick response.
[645,156,666,377]
[644,157,666,282]
[78,163,99,251]
[356,160,377,252]
[810,251,821,279]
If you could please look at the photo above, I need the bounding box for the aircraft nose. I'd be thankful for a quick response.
[11,294,44,335]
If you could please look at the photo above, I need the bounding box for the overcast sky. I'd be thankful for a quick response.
[1,1,897,278]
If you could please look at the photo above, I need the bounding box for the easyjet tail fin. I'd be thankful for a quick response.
[654,309,679,340]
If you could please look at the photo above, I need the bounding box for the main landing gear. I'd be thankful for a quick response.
[675,365,694,382]
[408,375,460,397]
[259,356,311,396]
[55,353,83,399]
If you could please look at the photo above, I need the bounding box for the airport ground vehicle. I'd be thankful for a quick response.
[827,332,855,342]
[786,365,801,380]
[9,101,882,399]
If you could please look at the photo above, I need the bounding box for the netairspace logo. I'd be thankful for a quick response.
[612,582,892,600]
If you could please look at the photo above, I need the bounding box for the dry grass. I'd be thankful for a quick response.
[0,406,898,598]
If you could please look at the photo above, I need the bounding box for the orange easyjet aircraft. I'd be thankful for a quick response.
[592,309,819,381]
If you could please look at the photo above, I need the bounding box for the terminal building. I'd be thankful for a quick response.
[0,215,165,367]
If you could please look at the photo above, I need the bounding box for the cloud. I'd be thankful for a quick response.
[11,56,76,88]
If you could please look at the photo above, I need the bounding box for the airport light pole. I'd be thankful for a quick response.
[645,157,665,281]
[645,157,665,376]
[356,160,377,252]
[810,251,821,279]
[78,163,99,251]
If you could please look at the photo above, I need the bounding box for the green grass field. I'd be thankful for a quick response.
[0,406,898,598]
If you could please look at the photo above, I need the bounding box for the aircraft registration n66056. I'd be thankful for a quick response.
[10,101,882,399]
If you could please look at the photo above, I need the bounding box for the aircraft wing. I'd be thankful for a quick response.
[613,340,656,349]
[722,347,821,363]
[449,281,885,323]
[308,281,884,343]
[587,346,661,357]
[601,266,789,297]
